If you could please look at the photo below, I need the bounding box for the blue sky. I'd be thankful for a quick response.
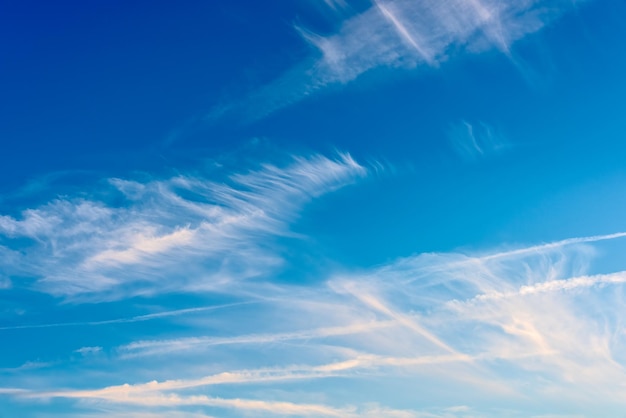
[2,0,626,416]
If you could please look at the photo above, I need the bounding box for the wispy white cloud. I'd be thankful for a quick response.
[331,280,458,354]
[0,388,28,394]
[5,231,626,416]
[0,275,10,289]
[36,391,352,417]
[476,231,626,262]
[218,0,585,120]
[343,232,626,395]
[21,353,485,416]
[74,346,103,356]
[447,120,509,161]
[0,153,366,300]
[74,411,216,418]
[462,271,626,303]
[118,320,395,358]
[323,0,349,11]
[0,361,53,373]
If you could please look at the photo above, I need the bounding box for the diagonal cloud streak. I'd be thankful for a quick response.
[0,301,254,330]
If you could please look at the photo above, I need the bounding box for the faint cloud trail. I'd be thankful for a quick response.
[118,320,396,357]
[480,231,626,261]
[335,281,457,354]
[0,301,254,331]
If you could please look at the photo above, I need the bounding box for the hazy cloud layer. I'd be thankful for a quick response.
[4,227,626,416]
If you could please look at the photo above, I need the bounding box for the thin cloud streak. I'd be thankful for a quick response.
[33,392,350,417]
[333,281,457,354]
[402,230,626,285]
[462,270,626,304]
[119,320,396,357]
[33,353,477,394]
[375,0,435,64]
[479,231,626,261]
[0,302,254,331]
[16,349,551,416]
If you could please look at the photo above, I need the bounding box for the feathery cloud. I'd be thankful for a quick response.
[219,0,585,120]
[0,153,366,300]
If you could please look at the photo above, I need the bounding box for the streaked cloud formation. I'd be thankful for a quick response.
[3,170,626,416]
[0,153,365,299]
[2,0,625,416]
[224,0,584,120]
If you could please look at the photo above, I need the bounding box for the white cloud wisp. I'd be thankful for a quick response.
[220,0,586,120]
[0,153,366,300]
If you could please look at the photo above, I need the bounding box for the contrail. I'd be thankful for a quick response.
[0,301,254,331]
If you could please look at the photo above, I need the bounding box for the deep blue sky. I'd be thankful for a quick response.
[2,1,626,417]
